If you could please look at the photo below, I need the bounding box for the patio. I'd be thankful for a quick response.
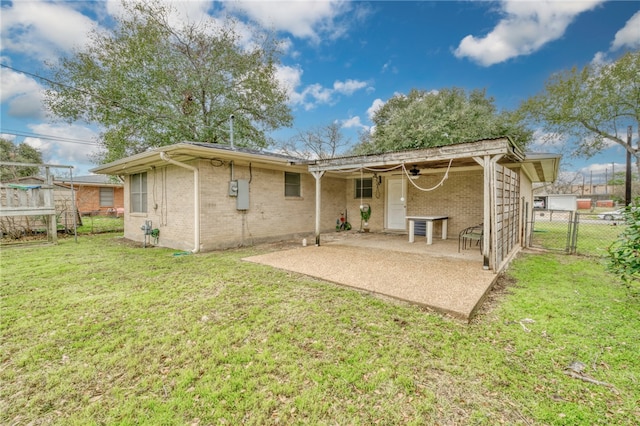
[244,232,500,321]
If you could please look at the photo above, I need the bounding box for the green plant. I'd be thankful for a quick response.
[607,199,640,293]
[360,204,371,222]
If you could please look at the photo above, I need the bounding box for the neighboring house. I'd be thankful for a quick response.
[91,138,560,272]
[56,175,124,216]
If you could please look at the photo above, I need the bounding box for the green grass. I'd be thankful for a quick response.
[74,215,124,234]
[532,220,623,256]
[1,235,639,424]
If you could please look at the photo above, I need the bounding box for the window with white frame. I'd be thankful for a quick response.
[130,172,147,213]
[284,172,301,197]
[355,178,373,198]
[99,187,114,207]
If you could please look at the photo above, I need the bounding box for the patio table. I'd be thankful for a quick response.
[406,215,448,245]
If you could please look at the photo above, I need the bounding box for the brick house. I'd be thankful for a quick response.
[91,139,559,271]
[56,175,124,216]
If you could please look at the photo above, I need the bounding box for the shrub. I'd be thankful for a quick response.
[607,199,640,294]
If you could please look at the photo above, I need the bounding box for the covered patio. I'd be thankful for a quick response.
[244,231,497,321]
[306,137,560,273]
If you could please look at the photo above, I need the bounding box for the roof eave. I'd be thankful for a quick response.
[90,143,303,175]
[516,153,562,183]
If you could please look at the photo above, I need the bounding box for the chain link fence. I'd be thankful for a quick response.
[530,209,624,257]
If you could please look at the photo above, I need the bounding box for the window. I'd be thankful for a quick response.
[284,172,301,197]
[355,178,373,198]
[99,187,114,207]
[130,172,147,213]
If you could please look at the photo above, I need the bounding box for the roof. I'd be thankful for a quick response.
[307,137,559,183]
[517,152,562,184]
[56,175,123,186]
[90,138,561,183]
[90,142,305,175]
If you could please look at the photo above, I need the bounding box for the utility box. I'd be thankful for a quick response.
[236,179,249,210]
[229,180,238,196]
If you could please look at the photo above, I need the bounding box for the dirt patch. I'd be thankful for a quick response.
[469,273,517,323]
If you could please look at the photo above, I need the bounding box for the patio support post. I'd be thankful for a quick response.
[472,154,501,271]
[488,155,504,270]
[311,171,325,246]
[482,156,491,269]
[473,156,491,270]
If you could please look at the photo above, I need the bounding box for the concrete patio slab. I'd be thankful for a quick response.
[243,233,498,321]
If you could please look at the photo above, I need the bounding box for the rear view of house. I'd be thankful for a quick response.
[92,138,559,273]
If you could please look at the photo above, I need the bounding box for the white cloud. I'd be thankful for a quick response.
[341,116,368,131]
[275,64,304,103]
[23,124,100,173]
[367,98,385,121]
[333,79,368,95]
[0,67,47,119]
[579,162,621,176]
[528,129,566,151]
[0,0,99,62]
[381,60,398,74]
[276,64,370,110]
[224,0,352,43]
[454,0,605,66]
[611,10,640,50]
[590,51,609,67]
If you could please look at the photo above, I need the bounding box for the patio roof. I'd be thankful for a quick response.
[307,137,559,183]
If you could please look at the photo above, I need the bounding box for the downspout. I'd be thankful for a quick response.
[160,152,200,253]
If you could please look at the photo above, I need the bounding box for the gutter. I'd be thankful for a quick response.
[160,152,200,253]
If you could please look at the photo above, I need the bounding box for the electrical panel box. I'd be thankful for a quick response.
[229,180,238,196]
[236,179,249,210]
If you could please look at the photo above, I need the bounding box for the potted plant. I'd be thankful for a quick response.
[360,204,371,232]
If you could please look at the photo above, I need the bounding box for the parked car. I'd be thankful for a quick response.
[597,209,625,220]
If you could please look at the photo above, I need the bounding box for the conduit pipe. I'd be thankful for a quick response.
[160,152,200,253]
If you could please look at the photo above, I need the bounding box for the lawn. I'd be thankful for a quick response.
[74,215,125,234]
[1,234,638,425]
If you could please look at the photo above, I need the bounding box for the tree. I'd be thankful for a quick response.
[280,122,350,159]
[0,138,43,181]
[518,51,640,172]
[45,0,292,164]
[607,199,640,294]
[352,87,532,155]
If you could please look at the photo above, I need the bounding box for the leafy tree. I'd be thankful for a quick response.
[518,51,640,172]
[352,87,531,154]
[280,122,350,159]
[607,199,640,294]
[0,138,43,181]
[45,0,292,164]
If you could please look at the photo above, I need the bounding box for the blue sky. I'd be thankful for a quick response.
[1,0,639,183]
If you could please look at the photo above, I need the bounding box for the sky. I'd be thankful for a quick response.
[1,0,639,183]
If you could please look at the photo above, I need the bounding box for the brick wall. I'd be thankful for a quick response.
[406,169,484,237]
[343,169,484,236]
[345,175,385,231]
[123,161,347,251]
[122,163,524,249]
[75,186,124,214]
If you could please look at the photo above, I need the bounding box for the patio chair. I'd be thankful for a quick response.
[458,224,483,252]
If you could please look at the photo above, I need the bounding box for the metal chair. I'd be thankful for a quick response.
[458,224,483,252]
